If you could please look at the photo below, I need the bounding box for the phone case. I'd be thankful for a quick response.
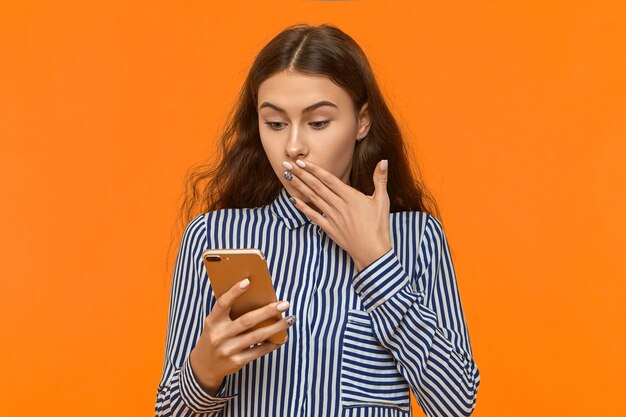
[202,248,288,345]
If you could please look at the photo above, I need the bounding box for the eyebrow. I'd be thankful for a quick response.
[258,100,338,114]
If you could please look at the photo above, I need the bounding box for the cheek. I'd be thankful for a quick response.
[316,135,356,175]
[260,137,279,161]
[260,139,287,179]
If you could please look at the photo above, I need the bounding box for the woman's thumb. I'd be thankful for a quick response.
[373,159,388,197]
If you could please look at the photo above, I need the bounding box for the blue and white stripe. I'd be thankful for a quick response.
[156,186,480,416]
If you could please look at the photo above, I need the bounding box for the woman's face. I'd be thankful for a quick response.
[258,70,371,204]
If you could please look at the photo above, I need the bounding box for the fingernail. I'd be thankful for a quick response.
[276,301,290,312]
[282,161,293,170]
[380,159,388,172]
[283,171,293,181]
[286,315,296,326]
[296,160,306,168]
[239,278,250,289]
[288,197,296,205]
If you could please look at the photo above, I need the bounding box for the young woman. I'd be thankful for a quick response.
[156,23,480,417]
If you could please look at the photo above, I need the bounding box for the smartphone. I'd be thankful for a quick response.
[201,248,288,345]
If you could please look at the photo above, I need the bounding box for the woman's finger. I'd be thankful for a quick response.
[210,278,251,320]
[286,195,328,227]
[230,342,282,369]
[229,300,291,336]
[229,315,295,352]
[292,159,353,199]
[284,174,335,219]
[372,159,389,201]
[282,160,343,213]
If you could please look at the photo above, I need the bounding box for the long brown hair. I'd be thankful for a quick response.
[166,23,441,277]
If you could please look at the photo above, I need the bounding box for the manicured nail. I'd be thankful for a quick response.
[276,301,290,312]
[296,160,306,168]
[286,315,296,326]
[283,171,293,181]
[380,160,388,171]
[239,278,250,289]
[288,197,296,205]
[282,161,293,170]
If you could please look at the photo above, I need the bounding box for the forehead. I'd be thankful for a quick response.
[257,70,352,110]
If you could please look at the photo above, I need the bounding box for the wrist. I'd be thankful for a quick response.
[189,348,224,396]
[353,244,392,271]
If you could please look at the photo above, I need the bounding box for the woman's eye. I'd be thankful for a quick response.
[264,120,330,130]
[309,120,330,130]
[264,121,285,130]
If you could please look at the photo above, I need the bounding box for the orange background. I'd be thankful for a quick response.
[1,1,625,416]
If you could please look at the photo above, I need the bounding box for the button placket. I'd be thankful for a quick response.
[303,221,323,413]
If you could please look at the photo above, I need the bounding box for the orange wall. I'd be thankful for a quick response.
[1,1,625,416]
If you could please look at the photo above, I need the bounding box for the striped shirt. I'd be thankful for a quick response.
[156,186,480,417]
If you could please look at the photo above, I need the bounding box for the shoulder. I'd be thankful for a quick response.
[390,210,443,237]
[202,206,267,227]
[420,212,446,251]
[178,208,257,254]
[179,213,209,248]
[390,211,447,260]
[198,206,270,241]
[424,213,444,237]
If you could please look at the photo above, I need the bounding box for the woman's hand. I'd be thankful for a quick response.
[189,278,295,395]
[281,159,392,271]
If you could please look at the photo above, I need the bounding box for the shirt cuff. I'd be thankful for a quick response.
[179,355,238,413]
[352,248,410,312]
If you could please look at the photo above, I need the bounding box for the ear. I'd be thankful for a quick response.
[356,102,371,142]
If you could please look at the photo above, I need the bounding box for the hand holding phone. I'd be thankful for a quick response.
[188,249,296,396]
[202,249,288,344]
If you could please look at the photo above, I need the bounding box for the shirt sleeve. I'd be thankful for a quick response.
[155,214,237,416]
[351,214,480,417]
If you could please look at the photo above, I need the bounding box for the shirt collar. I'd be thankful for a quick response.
[269,186,313,230]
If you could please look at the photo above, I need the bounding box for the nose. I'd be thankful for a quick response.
[285,126,308,159]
